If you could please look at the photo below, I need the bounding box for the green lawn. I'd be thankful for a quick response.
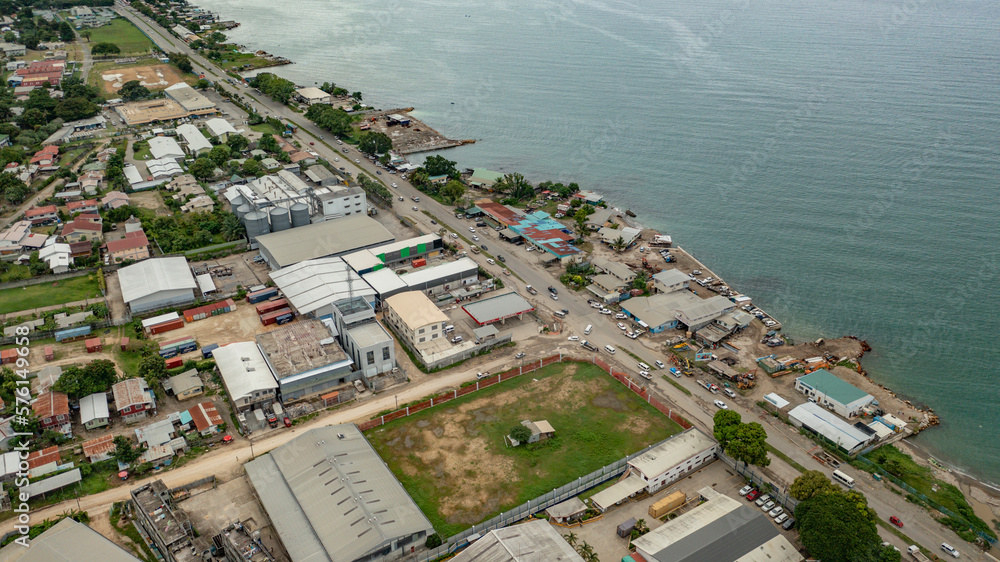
[86,19,155,53]
[366,362,682,537]
[250,122,283,136]
[0,275,101,315]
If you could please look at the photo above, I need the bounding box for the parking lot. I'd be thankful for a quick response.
[565,459,801,562]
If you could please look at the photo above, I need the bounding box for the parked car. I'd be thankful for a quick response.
[755,494,770,507]
[615,313,627,319]
[781,517,795,530]
[774,513,789,525]
[267,412,278,428]
[760,500,775,512]
[515,352,525,359]
[497,255,505,262]
[550,293,558,300]
[477,371,490,379]
[487,258,495,265]
[469,227,476,232]
[599,308,612,315]
[451,336,463,343]
[713,399,728,409]
[283,416,292,428]
[739,485,754,496]
[768,506,783,518]
[746,490,760,501]
[617,322,627,330]
[639,371,651,380]
[940,543,960,558]
[567,335,579,341]
[654,360,666,369]
[724,388,737,398]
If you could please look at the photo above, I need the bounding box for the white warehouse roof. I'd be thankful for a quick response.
[211,342,278,404]
[401,257,478,287]
[147,136,184,160]
[789,402,872,452]
[118,257,197,305]
[176,123,212,153]
[628,428,717,479]
[270,257,375,316]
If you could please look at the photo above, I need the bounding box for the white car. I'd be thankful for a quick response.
[617,323,627,330]
[940,543,960,558]
[739,485,753,496]
[655,360,666,369]
[469,227,476,232]
[768,506,783,518]
[412,206,418,211]
[391,182,397,188]
[486,259,495,265]
[724,388,737,398]
[713,399,728,409]
[590,302,602,309]
[550,293,558,300]
[451,336,463,343]
[637,362,651,371]
[615,313,627,319]
[355,159,360,163]
[755,494,771,507]
[450,233,458,239]
[639,371,651,380]
[472,235,479,241]
[568,335,580,341]
[774,513,789,525]
[476,371,490,379]
[599,308,612,315]
[760,500,775,512]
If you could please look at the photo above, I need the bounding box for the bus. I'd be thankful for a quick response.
[832,469,855,488]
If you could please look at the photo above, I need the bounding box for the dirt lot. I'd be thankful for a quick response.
[366,362,681,536]
[100,64,184,95]
[149,300,280,348]
[191,253,269,294]
[362,110,470,154]
[129,190,169,215]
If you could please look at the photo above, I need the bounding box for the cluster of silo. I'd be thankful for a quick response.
[229,189,313,243]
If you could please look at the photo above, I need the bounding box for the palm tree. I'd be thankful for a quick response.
[611,235,627,252]
[563,533,578,547]
[495,172,534,201]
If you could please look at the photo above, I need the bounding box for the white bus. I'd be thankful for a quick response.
[832,469,855,488]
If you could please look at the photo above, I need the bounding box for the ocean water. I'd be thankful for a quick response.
[196,0,1000,483]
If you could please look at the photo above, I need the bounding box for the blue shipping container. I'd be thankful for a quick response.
[276,313,293,325]
[178,342,198,354]
[55,326,91,342]
[247,288,278,304]
[201,343,219,358]
[159,348,178,358]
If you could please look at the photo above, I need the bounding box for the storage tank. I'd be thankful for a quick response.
[230,194,245,210]
[244,211,270,240]
[290,202,310,228]
[269,206,290,232]
[235,203,250,222]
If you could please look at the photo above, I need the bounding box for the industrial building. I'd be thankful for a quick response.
[328,297,396,378]
[148,136,185,160]
[244,425,434,562]
[461,292,534,326]
[255,216,394,269]
[788,401,875,456]
[256,319,354,402]
[212,341,279,412]
[794,369,874,418]
[591,428,717,512]
[383,291,449,353]
[342,234,444,274]
[619,291,735,334]
[118,257,198,314]
[176,123,212,155]
[361,257,479,304]
[450,520,583,562]
[270,257,377,317]
[0,517,140,561]
[295,87,332,105]
[164,83,216,115]
[131,480,194,562]
[631,488,802,562]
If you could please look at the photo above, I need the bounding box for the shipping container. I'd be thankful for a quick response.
[255,298,288,315]
[165,357,183,369]
[55,325,91,342]
[275,312,293,325]
[260,307,292,325]
[148,318,184,335]
[159,348,178,359]
[85,338,103,353]
[247,287,278,304]
[44,346,54,361]
[0,348,17,364]
[120,337,129,351]
[183,299,237,322]
[411,257,427,268]
[648,491,686,518]
[160,337,195,349]
[201,343,219,358]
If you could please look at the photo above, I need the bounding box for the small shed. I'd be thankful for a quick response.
[120,337,130,351]
[545,497,588,523]
[44,346,54,361]
[473,325,499,342]
[85,338,102,353]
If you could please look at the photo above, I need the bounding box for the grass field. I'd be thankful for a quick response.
[365,362,682,537]
[86,19,155,53]
[0,275,101,315]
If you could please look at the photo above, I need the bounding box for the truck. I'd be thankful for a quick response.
[525,285,538,295]
[580,340,597,352]
[907,546,931,562]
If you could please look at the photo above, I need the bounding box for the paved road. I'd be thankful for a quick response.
[97,7,995,559]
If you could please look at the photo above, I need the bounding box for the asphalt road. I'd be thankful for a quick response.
[97,6,994,558]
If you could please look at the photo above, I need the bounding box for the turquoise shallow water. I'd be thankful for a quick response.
[195,0,1000,483]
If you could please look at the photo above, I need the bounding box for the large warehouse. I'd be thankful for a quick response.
[270,257,377,317]
[631,488,802,562]
[450,520,582,562]
[118,257,198,314]
[788,401,875,456]
[362,257,479,304]
[245,424,434,562]
[794,369,874,418]
[462,291,534,326]
[0,517,140,561]
[256,319,355,402]
[212,342,278,413]
[255,215,394,269]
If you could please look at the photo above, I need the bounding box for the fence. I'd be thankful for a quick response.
[0,268,96,291]
[0,317,122,346]
[717,452,799,513]
[419,436,683,562]
[854,456,997,545]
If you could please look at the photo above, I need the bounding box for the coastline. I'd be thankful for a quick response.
[184,0,1000,508]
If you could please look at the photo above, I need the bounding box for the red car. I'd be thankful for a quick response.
[890,516,903,528]
[283,416,292,428]
[746,490,761,501]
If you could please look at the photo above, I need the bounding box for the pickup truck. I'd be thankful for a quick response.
[580,340,597,352]
[525,285,538,295]
[907,546,930,562]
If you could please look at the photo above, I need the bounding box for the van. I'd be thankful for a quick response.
[584,324,593,335]
[605,345,616,355]
[553,310,567,318]
[443,325,455,333]
[637,362,651,371]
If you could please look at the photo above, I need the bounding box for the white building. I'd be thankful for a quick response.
[794,369,875,418]
[383,291,449,353]
[38,242,72,273]
[118,256,198,314]
[295,87,332,105]
[148,136,185,161]
[269,257,377,318]
[318,186,367,219]
[176,123,212,155]
[788,401,874,456]
[212,342,278,412]
[653,268,690,293]
[205,117,237,141]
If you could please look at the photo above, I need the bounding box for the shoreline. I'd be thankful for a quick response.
[184,0,999,503]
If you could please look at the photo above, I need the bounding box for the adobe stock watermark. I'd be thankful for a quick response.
[11,326,37,547]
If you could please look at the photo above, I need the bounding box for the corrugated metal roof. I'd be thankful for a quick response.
[451,520,583,562]
[270,257,376,315]
[79,392,109,424]
[118,257,197,304]
[256,216,394,269]
[628,429,717,480]
[788,402,871,451]
[212,342,278,403]
[461,292,534,325]
[0,517,139,561]
[795,369,871,406]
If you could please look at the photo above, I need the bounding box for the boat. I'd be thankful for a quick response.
[625,209,637,217]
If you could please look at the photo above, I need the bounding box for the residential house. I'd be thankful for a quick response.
[106,230,150,264]
[0,220,31,256]
[32,391,71,436]
[261,157,280,170]
[25,446,61,477]
[30,145,59,169]
[66,198,98,215]
[188,401,222,435]
[96,146,117,162]
[167,174,203,198]
[205,117,237,142]
[80,170,104,194]
[61,219,103,243]
[180,195,214,213]
[101,190,130,210]
[165,369,203,400]
[69,240,92,258]
[38,242,73,273]
[33,365,62,394]
[124,215,143,233]
[112,378,155,423]
[24,205,58,225]
[81,434,116,462]
[79,392,110,430]
[74,213,102,225]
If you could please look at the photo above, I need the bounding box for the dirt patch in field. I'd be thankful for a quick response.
[128,190,168,215]
[100,64,184,95]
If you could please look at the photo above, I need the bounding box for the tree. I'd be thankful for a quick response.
[250,72,296,104]
[111,435,142,465]
[358,131,392,156]
[563,533,578,547]
[195,78,211,90]
[241,158,263,177]
[724,422,770,467]
[421,155,459,179]
[189,157,216,180]
[305,104,353,138]
[227,134,249,152]
[494,172,535,201]
[425,533,443,549]
[220,212,245,241]
[55,97,99,121]
[119,80,150,102]
[208,144,231,167]
[52,359,118,399]
[257,134,279,153]
[795,490,892,562]
[58,21,75,43]
[441,179,466,203]
[790,470,837,501]
[138,354,167,381]
[351,91,363,102]
[611,235,627,253]
[17,107,48,130]
[90,42,121,55]
[509,425,531,444]
[80,30,91,42]
[168,52,193,74]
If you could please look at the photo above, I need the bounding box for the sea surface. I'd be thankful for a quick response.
[195,0,1000,484]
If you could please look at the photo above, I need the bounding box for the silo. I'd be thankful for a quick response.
[230,194,245,210]
[235,204,250,222]
[269,206,290,232]
[244,211,270,241]
[290,202,310,228]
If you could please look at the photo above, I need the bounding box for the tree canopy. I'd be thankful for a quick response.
[712,409,770,467]
[494,172,535,201]
[189,156,216,180]
[52,359,118,399]
[250,72,296,104]
[358,131,392,156]
[790,470,837,501]
[118,80,150,102]
[420,155,459,179]
[90,42,120,55]
[795,489,899,562]
[305,104,353,138]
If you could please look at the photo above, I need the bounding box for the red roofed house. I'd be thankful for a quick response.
[112,378,155,424]
[25,446,61,476]
[101,190,130,210]
[32,391,72,436]
[82,434,116,462]
[106,230,150,263]
[61,219,103,243]
[74,213,102,225]
[24,205,58,225]
[188,401,223,436]
[30,145,59,167]
[66,198,98,215]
